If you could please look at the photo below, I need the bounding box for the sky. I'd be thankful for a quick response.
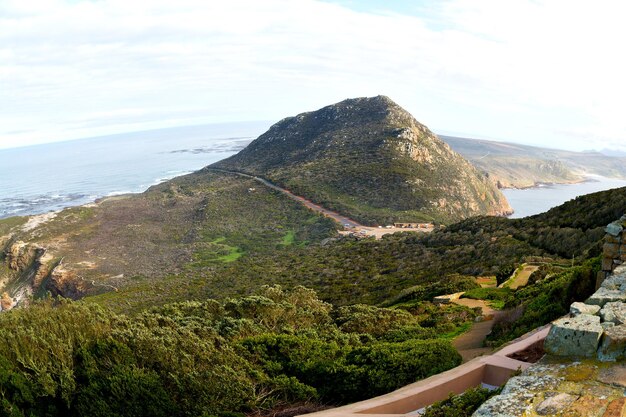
[2,0,626,151]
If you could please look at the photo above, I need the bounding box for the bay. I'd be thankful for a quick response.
[502,175,626,218]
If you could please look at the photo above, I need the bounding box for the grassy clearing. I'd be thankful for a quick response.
[217,245,244,262]
[441,321,473,339]
[0,216,27,236]
[476,276,497,288]
[462,288,512,311]
[281,230,296,246]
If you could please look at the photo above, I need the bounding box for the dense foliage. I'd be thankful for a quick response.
[88,186,626,313]
[0,286,471,416]
[487,258,599,346]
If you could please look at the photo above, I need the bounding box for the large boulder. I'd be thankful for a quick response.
[606,222,623,237]
[544,315,603,357]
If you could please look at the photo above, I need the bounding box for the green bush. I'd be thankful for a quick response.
[423,386,500,417]
[487,259,599,346]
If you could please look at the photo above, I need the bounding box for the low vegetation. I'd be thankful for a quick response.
[423,386,502,417]
[487,259,599,346]
[0,286,472,416]
[0,154,624,416]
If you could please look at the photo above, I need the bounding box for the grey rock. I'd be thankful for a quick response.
[598,324,626,362]
[612,263,626,274]
[586,287,626,307]
[597,364,626,387]
[570,302,600,316]
[600,274,626,290]
[472,392,533,417]
[535,393,578,415]
[606,222,623,237]
[544,315,603,357]
[501,375,561,395]
[603,322,616,330]
[600,302,626,324]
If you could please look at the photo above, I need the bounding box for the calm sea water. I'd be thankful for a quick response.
[502,175,626,218]
[3,128,625,221]
[0,122,271,219]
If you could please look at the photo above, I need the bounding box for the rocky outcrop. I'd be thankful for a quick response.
[32,252,55,291]
[473,361,626,416]
[47,263,88,299]
[599,214,626,281]
[545,263,626,361]
[0,292,14,311]
[5,241,43,271]
[1,240,57,307]
[212,95,512,225]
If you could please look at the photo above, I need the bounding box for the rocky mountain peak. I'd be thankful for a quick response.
[212,96,512,225]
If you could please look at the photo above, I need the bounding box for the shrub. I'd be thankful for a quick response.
[423,386,500,417]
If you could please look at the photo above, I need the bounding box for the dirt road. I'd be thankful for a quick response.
[251,176,362,228]
[209,168,432,238]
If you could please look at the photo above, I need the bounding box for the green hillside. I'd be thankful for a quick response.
[444,135,626,188]
[213,96,511,225]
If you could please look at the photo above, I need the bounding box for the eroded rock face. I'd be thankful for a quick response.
[5,241,43,271]
[48,264,87,299]
[32,252,55,291]
[544,315,603,358]
[0,292,14,311]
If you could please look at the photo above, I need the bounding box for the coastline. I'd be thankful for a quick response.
[498,176,589,191]
[502,174,626,219]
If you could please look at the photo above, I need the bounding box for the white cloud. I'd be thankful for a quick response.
[0,0,625,151]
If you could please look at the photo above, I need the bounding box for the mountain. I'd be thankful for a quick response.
[212,96,511,225]
[598,148,626,157]
[443,136,626,188]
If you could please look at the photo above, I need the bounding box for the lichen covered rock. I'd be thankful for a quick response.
[586,287,626,307]
[598,324,626,362]
[600,302,626,324]
[544,315,603,357]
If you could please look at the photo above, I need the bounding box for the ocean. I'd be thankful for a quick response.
[502,175,626,218]
[0,122,271,219]
[3,126,626,221]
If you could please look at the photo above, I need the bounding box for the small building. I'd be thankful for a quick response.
[393,222,419,228]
